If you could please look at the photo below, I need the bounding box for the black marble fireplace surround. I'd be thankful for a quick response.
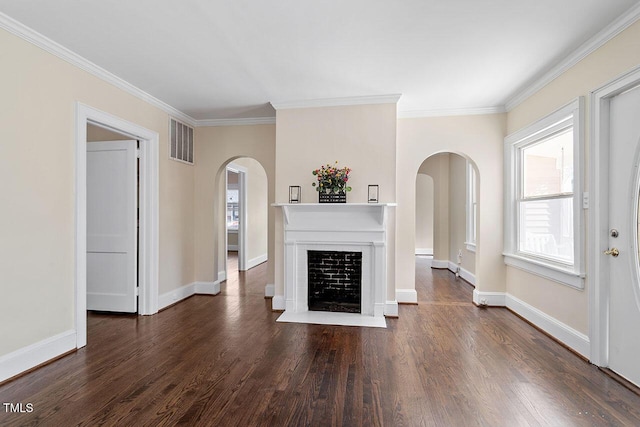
[307,250,362,313]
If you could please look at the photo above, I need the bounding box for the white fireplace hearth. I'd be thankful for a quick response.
[273,203,396,328]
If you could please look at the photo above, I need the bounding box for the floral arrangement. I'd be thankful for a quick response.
[312,161,352,193]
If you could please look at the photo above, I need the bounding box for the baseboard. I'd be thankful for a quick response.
[272,295,285,311]
[396,289,418,304]
[384,300,399,317]
[472,289,506,306]
[0,330,76,383]
[195,281,220,295]
[431,259,448,269]
[159,281,221,311]
[506,294,590,358]
[447,261,476,286]
[264,284,275,298]
[218,270,226,283]
[247,254,268,270]
[415,248,433,256]
[228,245,238,251]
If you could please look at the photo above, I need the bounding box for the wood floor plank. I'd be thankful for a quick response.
[2,256,640,426]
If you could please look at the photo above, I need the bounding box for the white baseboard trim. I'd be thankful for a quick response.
[447,261,476,286]
[506,294,590,358]
[247,254,268,270]
[385,300,399,317]
[159,281,221,311]
[195,281,220,295]
[228,245,238,251]
[415,248,433,256]
[218,270,226,283]
[0,330,76,383]
[431,259,448,269]
[472,289,506,306]
[272,295,285,311]
[396,289,418,304]
[264,284,275,298]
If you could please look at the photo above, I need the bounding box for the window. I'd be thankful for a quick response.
[169,118,194,164]
[504,98,584,288]
[465,161,477,252]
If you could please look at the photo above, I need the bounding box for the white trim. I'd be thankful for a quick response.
[384,300,399,317]
[271,94,401,110]
[227,244,239,251]
[465,242,476,253]
[76,103,160,349]
[503,253,584,289]
[218,270,227,283]
[415,248,433,256]
[264,284,275,298]
[272,295,286,311]
[0,12,196,127]
[247,254,268,270]
[0,330,76,383]
[431,259,449,269]
[472,289,506,306]
[396,289,418,304]
[503,97,585,289]
[196,117,276,127]
[589,65,640,366]
[398,105,505,118]
[447,261,476,286]
[505,3,640,111]
[506,294,590,358]
[158,282,221,310]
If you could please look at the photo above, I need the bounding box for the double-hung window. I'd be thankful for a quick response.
[504,98,584,288]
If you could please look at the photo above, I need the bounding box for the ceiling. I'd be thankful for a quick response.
[1,0,638,121]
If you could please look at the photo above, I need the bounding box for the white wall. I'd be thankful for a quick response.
[415,174,434,254]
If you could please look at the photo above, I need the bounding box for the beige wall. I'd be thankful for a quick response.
[415,174,434,253]
[86,124,129,141]
[505,19,640,335]
[418,154,450,262]
[0,28,194,356]
[397,114,506,294]
[194,125,276,286]
[448,154,475,274]
[233,157,269,263]
[274,103,397,300]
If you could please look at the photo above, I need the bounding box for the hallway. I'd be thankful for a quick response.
[1,258,639,426]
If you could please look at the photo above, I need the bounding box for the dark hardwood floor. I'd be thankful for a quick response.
[2,257,640,426]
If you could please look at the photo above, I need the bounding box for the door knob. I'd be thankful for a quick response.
[604,248,620,257]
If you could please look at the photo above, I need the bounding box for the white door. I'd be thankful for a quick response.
[608,84,640,387]
[87,140,138,313]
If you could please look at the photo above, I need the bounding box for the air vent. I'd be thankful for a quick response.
[169,118,194,164]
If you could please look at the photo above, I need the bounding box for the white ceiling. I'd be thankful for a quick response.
[1,0,639,120]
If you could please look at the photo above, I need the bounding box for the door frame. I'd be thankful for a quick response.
[226,162,248,272]
[589,65,640,366]
[75,103,159,349]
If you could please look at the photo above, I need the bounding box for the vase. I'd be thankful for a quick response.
[318,191,346,203]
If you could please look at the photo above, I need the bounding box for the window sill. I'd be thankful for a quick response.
[503,253,584,289]
[465,242,476,253]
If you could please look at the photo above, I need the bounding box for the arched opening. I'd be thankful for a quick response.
[214,156,269,292]
[415,151,479,291]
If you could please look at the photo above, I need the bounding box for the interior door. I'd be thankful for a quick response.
[87,140,138,313]
[608,84,640,387]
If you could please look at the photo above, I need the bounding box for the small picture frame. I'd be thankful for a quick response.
[289,186,301,203]
[368,185,379,203]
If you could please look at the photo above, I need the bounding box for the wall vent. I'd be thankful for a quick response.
[169,118,194,164]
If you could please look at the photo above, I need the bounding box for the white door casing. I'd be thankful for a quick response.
[76,102,159,349]
[607,84,640,387]
[590,65,640,385]
[87,140,138,313]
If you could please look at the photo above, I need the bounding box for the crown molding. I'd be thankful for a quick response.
[195,117,276,127]
[271,94,402,111]
[398,105,506,118]
[0,11,197,127]
[504,2,640,112]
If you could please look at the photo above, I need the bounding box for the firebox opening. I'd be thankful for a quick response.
[307,250,362,313]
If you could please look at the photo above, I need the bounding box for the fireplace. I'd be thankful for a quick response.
[307,250,362,313]
[273,203,395,328]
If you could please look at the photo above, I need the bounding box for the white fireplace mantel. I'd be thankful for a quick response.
[273,203,396,328]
